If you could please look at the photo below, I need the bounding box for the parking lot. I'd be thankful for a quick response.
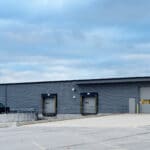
[1,114,150,150]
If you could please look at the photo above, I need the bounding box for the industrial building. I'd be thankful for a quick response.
[0,77,150,116]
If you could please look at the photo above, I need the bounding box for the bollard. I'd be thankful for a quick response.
[136,104,139,114]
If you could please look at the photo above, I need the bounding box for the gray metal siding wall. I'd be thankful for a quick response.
[78,83,139,113]
[3,81,150,114]
[0,85,6,106]
[6,82,80,114]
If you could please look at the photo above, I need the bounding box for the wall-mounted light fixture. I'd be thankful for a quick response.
[72,88,76,92]
[72,95,76,99]
[87,92,90,95]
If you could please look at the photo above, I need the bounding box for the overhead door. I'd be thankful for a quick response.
[81,93,98,115]
[42,94,57,116]
[83,97,97,114]
[140,87,150,113]
[44,98,56,114]
[140,87,150,99]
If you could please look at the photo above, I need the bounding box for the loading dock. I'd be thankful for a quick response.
[42,94,57,116]
[2,77,150,115]
[81,93,98,115]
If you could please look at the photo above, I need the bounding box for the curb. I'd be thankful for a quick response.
[0,114,114,128]
[0,122,17,128]
[17,114,113,127]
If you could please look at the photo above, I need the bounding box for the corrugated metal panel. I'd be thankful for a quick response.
[0,85,6,106]
[78,83,139,113]
[4,81,150,114]
[6,82,80,114]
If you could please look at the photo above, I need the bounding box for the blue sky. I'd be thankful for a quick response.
[1,0,150,83]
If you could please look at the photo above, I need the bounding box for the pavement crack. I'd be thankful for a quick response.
[104,132,150,141]
[53,142,89,149]
[32,141,48,150]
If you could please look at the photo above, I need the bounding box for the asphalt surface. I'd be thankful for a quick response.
[1,115,150,150]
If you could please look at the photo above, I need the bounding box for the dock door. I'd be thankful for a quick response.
[81,93,98,115]
[42,94,57,116]
[140,87,150,113]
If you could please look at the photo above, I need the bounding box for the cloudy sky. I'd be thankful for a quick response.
[0,0,150,83]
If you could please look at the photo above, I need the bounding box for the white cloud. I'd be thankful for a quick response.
[0,56,83,66]
[0,55,117,83]
[1,0,150,83]
[122,54,150,60]
[1,54,150,83]
[0,66,117,83]
[1,26,129,50]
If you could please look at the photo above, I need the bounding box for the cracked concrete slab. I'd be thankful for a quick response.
[1,114,150,150]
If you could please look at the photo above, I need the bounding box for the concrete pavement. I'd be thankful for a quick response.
[0,114,150,150]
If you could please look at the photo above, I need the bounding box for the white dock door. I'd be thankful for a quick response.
[44,98,56,114]
[83,97,96,114]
